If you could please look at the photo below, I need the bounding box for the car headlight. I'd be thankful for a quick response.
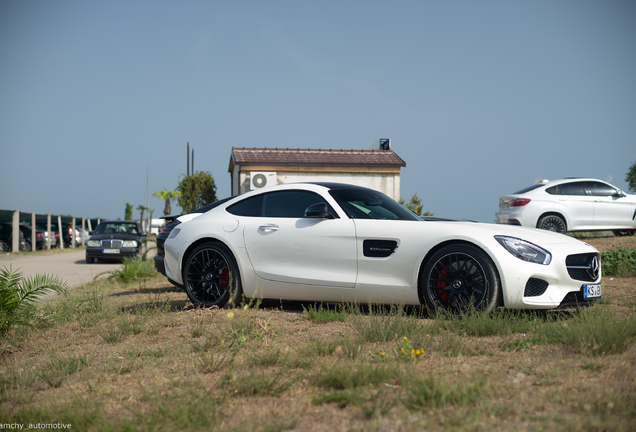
[87,240,101,247]
[122,240,138,247]
[495,236,551,265]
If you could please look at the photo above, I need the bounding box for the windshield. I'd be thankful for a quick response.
[329,188,421,221]
[95,222,139,235]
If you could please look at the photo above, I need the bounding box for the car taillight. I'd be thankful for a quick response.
[37,233,43,239]
[509,198,531,207]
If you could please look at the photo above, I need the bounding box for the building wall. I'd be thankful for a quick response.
[237,169,401,200]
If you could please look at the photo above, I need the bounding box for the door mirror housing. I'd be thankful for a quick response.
[304,202,334,219]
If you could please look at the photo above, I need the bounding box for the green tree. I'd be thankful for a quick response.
[398,192,433,217]
[153,187,180,216]
[177,171,217,213]
[626,160,636,193]
[136,205,148,233]
[125,203,133,220]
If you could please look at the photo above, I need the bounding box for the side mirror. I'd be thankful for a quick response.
[304,202,333,219]
[613,190,626,198]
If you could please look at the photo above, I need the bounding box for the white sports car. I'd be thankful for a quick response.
[161,183,602,314]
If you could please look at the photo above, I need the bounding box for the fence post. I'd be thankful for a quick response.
[57,216,63,250]
[46,214,51,250]
[12,210,19,252]
[81,217,86,246]
[71,217,76,248]
[31,213,36,251]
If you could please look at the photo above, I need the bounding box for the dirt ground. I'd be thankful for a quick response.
[1,232,635,431]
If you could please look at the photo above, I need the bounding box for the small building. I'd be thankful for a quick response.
[228,145,406,200]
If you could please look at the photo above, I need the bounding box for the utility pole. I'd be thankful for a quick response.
[187,142,190,176]
[146,165,150,233]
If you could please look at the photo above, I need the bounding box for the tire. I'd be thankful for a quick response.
[613,229,635,237]
[182,242,243,308]
[420,244,500,315]
[86,257,95,264]
[24,241,32,252]
[537,215,566,234]
[0,240,9,253]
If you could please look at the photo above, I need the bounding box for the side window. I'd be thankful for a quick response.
[263,191,336,218]
[585,182,616,197]
[559,182,586,196]
[226,195,264,217]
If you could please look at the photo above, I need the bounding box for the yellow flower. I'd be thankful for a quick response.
[403,336,408,342]
[227,311,234,319]
[416,349,421,356]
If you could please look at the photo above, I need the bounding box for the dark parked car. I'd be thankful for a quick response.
[34,224,58,248]
[18,225,48,251]
[85,220,145,263]
[0,223,26,253]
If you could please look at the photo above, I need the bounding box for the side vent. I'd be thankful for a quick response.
[363,240,398,258]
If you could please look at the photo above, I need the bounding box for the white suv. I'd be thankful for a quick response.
[496,178,636,236]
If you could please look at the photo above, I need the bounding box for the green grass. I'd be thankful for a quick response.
[303,302,347,323]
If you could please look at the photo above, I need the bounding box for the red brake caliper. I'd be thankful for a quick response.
[219,266,229,287]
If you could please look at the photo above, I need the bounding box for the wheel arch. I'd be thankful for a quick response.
[536,211,568,231]
[417,239,504,307]
[180,236,235,276]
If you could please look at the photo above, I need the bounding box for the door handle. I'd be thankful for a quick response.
[258,225,279,232]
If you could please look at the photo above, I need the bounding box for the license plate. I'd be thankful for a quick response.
[584,284,602,299]
[103,249,120,254]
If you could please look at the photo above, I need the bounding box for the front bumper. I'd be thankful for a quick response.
[86,247,140,261]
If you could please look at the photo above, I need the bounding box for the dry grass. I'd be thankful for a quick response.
[1,235,635,431]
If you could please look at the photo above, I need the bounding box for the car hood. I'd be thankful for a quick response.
[447,221,598,248]
[89,233,142,241]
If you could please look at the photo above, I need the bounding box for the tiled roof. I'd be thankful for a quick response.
[231,147,406,167]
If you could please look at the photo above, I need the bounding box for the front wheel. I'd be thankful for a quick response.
[0,240,9,253]
[420,244,500,315]
[537,215,566,234]
[182,242,243,308]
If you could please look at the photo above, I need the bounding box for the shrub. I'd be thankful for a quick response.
[0,266,68,335]
[601,247,636,277]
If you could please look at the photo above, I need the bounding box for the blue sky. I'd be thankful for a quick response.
[1,0,634,223]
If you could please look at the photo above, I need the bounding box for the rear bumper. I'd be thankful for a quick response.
[154,254,166,276]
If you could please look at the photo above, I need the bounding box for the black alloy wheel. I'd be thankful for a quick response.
[538,215,566,234]
[0,240,9,253]
[183,242,243,308]
[24,241,32,252]
[420,244,499,315]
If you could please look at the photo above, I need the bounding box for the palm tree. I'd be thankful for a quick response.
[0,266,68,334]
[135,205,148,233]
[153,188,180,216]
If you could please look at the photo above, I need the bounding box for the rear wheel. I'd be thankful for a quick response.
[24,241,32,252]
[420,244,500,315]
[0,240,9,253]
[613,229,635,237]
[538,215,566,234]
[183,242,243,308]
